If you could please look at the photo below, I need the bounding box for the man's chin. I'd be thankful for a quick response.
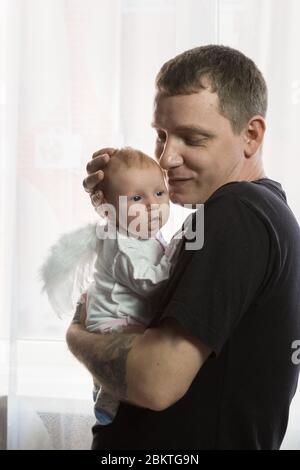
[169,191,205,207]
[169,191,182,204]
[169,190,191,206]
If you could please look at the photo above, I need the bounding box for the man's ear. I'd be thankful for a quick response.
[243,116,266,157]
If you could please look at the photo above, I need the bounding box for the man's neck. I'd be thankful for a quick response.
[201,162,266,206]
[228,152,266,184]
[235,167,266,182]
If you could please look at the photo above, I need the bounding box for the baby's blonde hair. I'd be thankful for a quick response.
[102,147,162,199]
[108,146,158,169]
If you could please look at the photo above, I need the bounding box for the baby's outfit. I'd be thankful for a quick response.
[41,220,183,426]
[86,223,182,424]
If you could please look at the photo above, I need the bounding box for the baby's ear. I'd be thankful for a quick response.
[95,199,111,220]
[95,202,107,218]
[90,189,104,208]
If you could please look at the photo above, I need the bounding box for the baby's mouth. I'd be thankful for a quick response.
[147,218,161,234]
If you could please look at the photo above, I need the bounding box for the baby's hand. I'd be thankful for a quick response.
[83,147,117,208]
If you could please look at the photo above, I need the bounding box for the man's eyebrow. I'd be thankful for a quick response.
[151,123,215,138]
[174,125,215,138]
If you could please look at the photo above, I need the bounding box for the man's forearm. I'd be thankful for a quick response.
[66,323,148,407]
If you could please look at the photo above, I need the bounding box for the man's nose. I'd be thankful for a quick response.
[158,138,183,170]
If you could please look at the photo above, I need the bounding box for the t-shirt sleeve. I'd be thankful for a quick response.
[155,194,270,355]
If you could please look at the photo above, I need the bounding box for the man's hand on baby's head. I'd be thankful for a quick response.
[83,147,117,208]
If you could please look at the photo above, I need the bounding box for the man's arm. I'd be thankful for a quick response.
[66,307,211,412]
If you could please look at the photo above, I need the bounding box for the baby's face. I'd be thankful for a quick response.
[107,164,170,238]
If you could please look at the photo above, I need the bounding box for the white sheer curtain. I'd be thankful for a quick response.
[0,0,299,450]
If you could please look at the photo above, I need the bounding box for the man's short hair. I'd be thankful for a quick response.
[155,45,268,133]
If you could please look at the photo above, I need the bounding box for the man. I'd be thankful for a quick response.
[66,45,300,449]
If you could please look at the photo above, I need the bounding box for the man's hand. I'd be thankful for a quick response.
[83,147,117,208]
[71,295,87,326]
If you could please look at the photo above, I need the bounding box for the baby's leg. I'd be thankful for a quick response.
[94,386,120,425]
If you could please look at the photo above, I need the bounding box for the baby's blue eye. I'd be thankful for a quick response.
[132,195,142,202]
[156,191,164,197]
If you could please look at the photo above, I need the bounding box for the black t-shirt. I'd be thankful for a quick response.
[92,178,300,450]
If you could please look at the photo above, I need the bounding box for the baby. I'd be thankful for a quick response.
[41,147,184,425]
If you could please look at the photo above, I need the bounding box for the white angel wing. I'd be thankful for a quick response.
[40,223,99,317]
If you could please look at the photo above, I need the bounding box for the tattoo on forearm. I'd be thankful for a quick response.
[91,333,136,400]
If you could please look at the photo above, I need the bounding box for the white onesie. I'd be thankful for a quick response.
[86,224,180,334]
[85,222,182,426]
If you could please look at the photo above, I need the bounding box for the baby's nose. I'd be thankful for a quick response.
[146,200,160,211]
